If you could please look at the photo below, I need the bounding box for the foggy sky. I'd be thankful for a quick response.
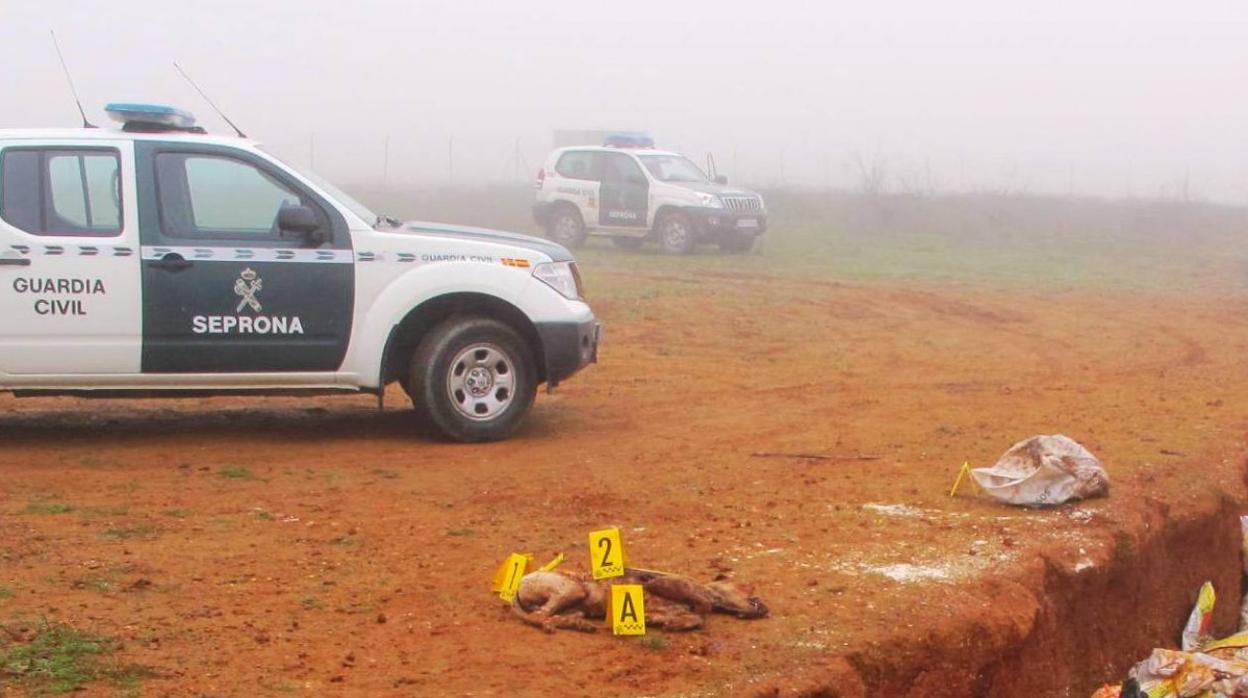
[3,0,1247,201]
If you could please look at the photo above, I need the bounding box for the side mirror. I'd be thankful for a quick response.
[278,205,327,245]
[714,175,728,185]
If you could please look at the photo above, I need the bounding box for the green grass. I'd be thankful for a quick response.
[71,575,116,593]
[444,528,474,537]
[23,502,74,515]
[100,525,159,542]
[371,468,401,480]
[218,466,253,480]
[254,510,275,521]
[638,635,668,650]
[352,183,1248,294]
[0,586,13,602]
[78,506,130,519]
[161,509,191,519]
[0,620,148,694]
[300,596,323,610]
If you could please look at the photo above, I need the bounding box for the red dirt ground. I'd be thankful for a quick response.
[2,272,1247,697]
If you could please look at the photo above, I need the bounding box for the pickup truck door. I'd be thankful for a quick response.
[133,142,354,374]
[0,141,142,375]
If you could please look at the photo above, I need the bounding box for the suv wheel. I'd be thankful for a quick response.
[612,237,644,251]
[719,232,756,254]
[657,213,695,255]
[546,206,587,248]
[407,316,537,442]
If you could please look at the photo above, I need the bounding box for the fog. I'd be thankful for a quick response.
[3,0,1246,201]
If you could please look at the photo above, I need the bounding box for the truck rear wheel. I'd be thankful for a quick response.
[407,316,537,442]
[657,213,695,255]
[546,206,587,249]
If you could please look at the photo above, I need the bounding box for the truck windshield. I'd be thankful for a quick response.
[639,155,709,183]
[258,147,391,228]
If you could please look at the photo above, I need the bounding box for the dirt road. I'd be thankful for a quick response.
[2,272,1246,696]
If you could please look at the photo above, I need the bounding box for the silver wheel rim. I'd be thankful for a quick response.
[447,343,516,421]
[553,215,580,244]
[662,219,689,249]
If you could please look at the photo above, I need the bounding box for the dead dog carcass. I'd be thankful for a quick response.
[511,568,769,633]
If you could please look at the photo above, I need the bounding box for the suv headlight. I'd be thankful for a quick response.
[696,192,724,209]
[533,261,584,300]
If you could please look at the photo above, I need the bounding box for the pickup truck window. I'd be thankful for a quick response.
[0,147,122,237]
[155,152,305,240]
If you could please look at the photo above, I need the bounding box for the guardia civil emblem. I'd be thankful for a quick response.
[234,268,263,313]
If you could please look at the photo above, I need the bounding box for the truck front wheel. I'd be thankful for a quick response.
[407,316,537,442]
[657,212,696,255]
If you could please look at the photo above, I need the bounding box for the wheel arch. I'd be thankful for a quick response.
[651,204,687,231]
[380,292,546,388]
[549,199,584,224]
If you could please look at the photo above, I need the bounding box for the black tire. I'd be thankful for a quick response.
[545,205,587,249]
[657,212,695,255]
[407,316,537,442]
[612,236,645,251]
[719,232,756,254]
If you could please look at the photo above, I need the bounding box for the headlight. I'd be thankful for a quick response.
[696,192,724,209]
[756,195,766,211]
[533,261,584,300]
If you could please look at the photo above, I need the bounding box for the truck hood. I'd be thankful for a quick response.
[665,181,760,198]
[396,221,574,262]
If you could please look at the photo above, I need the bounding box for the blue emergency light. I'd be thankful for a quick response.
[104,103,202,133]
[603,132,655,149]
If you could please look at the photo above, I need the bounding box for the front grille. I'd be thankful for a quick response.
[721,195,761,211]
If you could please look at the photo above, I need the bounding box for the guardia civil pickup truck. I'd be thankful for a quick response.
[0,104,599,442]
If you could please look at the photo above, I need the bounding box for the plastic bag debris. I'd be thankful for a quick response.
[1239,516,1248,633]
[1124,644,1248,697]
[1092,621,1248,696]
[1183,582,1217,651]
[970,434,1109,507]
[1091,520,1248,698]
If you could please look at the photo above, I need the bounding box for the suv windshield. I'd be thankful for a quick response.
[258,147,393,228]
[639,155,709,183]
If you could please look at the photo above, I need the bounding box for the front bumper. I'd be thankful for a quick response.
[682,207,768,239]
[536,318,600,387]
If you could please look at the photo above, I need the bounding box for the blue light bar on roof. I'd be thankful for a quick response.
[104,103,198,130]
[604,132,655,149]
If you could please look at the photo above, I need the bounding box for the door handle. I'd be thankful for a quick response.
[0,257,30,267]
[147,253,193,272]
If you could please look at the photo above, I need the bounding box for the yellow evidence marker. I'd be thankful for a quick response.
[492,553,530,602]
[588,527,626,580]
[610,584,646,636]
[949,461,974,497]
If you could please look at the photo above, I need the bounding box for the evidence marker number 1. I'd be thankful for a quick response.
[493,553,529,602]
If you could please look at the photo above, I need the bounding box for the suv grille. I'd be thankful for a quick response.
[721,195,761,211]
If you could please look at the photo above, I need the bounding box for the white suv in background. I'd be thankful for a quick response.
[533,141,767,254]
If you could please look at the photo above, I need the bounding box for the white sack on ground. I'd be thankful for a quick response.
[971,434,1109,507]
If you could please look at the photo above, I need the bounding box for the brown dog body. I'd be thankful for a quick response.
[511,568,768,633]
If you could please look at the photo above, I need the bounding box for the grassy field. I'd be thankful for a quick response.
[355,183,1248,293]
